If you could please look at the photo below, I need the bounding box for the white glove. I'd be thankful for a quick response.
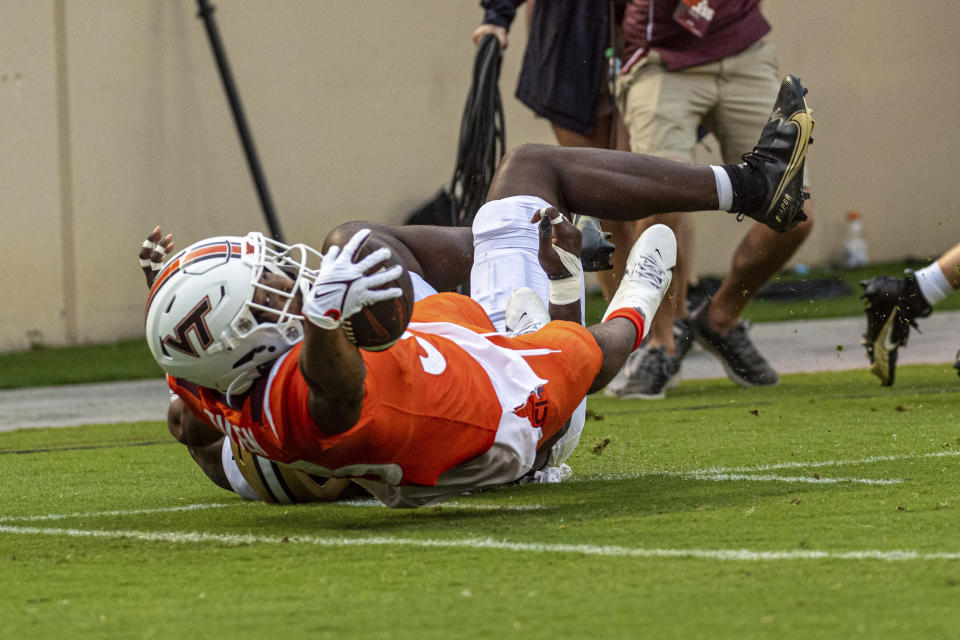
[301,228,403,330]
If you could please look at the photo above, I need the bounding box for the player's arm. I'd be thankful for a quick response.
[299,228,403,434]
[167,397,231,491]
[298,322,367,435]
[532,207,583,324]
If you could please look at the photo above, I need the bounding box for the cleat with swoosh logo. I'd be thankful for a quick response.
[602,224,677,346]
[860,274,932,386]
[505,287,550,336]
[734,75,815,232]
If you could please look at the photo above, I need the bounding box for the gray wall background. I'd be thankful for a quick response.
[1,1,957,353]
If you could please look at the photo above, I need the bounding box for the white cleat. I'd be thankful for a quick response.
[505,287,550,336]
[601,224,677,342]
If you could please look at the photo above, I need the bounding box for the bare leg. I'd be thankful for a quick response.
[595,219,643,298]
[935,243,960,289]
[706,199,814,332]
[550,116,613,150]
[168,399,231,491]
[486,144,720,222]
[588,116,640,301]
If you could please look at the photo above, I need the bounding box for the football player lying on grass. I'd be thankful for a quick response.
[142,205,587,504]
[139,75,813,507]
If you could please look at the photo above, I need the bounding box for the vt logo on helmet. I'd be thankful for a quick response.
[144,233,323,397]
[162,296,214,357]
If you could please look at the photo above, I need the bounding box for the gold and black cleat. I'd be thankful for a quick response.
[859,275,932,386]
[733,75,815,232]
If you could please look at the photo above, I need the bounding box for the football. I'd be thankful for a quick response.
[341,232,414,351]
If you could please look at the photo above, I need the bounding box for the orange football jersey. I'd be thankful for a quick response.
[170,293,601,487]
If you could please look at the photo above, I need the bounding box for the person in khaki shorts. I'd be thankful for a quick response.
[607,0,814,399]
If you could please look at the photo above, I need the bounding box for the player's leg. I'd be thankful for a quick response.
[604,59,711,397]
[221,438,367,504]
[485,81,812,247]
[551,105,620,276]
[167,397,232,491]
[688,41,813,386]
[860,242,960,385]
[469,196,586,330]
[931,243,960,290]
[702,213,813,337]
[587,224,678,392]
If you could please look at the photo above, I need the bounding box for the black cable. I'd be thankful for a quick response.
[448,34,506,227]
[195,0,285,242]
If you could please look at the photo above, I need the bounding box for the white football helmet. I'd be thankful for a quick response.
[145,232,323,397]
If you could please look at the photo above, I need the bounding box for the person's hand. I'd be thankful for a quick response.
[531,207,582,280]
[139,226,175,287]
[471,23,508,49]
[301,228,403,330]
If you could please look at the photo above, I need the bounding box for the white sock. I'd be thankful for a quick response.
[711,165,733,211]
[914,262,953,306]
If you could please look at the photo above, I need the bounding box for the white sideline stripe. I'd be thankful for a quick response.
[681,473,900,486]
[691,450,960,475]
[340,499,545,511]
[1,524,958,561]
[595,471,901,485]
[0,502,244,524]
[0,500,544,524]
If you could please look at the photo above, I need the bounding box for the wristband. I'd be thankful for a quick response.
[549,276,581,305]
[549,245,582,304]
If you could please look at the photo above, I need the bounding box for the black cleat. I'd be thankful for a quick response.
[860,275,932,386]
[731,75,815,232]
[954,349,960,378]
[573,214,616,272]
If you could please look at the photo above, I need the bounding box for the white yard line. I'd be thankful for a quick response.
[0,502,246,523]
[586,449,959,485]
[340,499,546,510]
[689,449,960,475]
[677,472,901,485]
[0,500,546,524]
[1,524,957,561]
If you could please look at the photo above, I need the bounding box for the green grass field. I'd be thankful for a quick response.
[2,366,959,639]
[2,260,958,638]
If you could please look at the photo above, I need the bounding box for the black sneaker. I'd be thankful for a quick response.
[673,316,695,359]
[859,274,932,386]
[728,75,815,233]
[954,349,960,378]
[691,304,780,387]
[606,347,681,399]
[573,214,615,272]
[606,317,693,398]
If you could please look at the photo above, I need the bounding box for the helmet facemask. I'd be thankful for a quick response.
[229,234,323,342]
[146,232,325,398]
[219,233,325,397]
